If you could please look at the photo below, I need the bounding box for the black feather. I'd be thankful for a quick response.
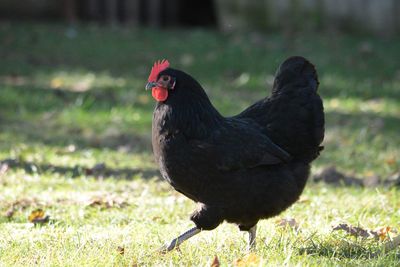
[151,56,324,231]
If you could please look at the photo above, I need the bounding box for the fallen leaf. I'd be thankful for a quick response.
[332,223,372,238]
[276,218,299,230]
[210,255,220,267]
[86,194,128,209]
[28,209,49,224]
[235,253,261,266]
[385,157,396,166]
[87,199,102,207]
[332,223,395,240]
[116,246,125,255]
[375,226,392,241]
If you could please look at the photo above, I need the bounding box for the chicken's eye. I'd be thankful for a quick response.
[162,76,170,82]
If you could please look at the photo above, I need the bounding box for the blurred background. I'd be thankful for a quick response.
[1,0,400,35]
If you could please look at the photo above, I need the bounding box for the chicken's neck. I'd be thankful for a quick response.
[154,94,223,139]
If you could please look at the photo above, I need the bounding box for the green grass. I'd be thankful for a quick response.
[0,22,400,266]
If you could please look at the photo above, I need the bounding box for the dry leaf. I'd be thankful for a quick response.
[235,253,261,266]
[210,255,220,267]
[332,223,372,238]
[375,226,392,241]
[28,208,49,224]
[86,194,128,209]
[87,199,102,207]
[276,218,299,230]
[385,157,396,166]
[332,223,395,240]
[116,246,125,255]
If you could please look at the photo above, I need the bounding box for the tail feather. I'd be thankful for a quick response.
[236,56,325,163]
[267,56,324,162]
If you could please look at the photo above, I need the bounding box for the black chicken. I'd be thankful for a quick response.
[146,57,324,252]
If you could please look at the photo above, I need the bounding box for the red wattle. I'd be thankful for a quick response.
[152,87,168,102]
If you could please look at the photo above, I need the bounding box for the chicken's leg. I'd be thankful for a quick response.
[159,227,201,252]
[248,224,257,251]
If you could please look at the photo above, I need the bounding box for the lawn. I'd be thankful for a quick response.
[0,22,399,266]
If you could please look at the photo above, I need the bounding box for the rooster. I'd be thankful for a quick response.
[146,57,324,252]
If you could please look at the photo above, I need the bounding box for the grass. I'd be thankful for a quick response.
[0,22,399,266]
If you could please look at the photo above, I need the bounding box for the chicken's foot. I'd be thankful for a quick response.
[159,226,201,253]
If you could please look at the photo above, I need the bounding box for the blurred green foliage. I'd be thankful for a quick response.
[0,22,399,176]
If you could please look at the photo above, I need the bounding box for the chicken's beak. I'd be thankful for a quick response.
[146,82,157,90]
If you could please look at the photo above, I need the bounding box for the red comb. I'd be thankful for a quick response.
[148,59,170,82]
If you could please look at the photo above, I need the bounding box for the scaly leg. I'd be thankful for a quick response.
[248,224,257,251]
[159,227,201,253]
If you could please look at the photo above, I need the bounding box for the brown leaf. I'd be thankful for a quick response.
[210,255,220,267]
[87,199,103,207]
[235,253,261,266]
[275,218,299,230]
[385,157,396,166]
[333,223,371,238]
[374,226,392,241]
[28,208,50,225]
[116,246,125,255]
[86,194,128,209]
[331,223,393,240]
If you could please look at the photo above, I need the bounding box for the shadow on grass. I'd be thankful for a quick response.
[299,238,400,261]
[0,158,160,180]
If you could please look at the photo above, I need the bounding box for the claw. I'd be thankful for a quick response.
[158,239,179,254]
